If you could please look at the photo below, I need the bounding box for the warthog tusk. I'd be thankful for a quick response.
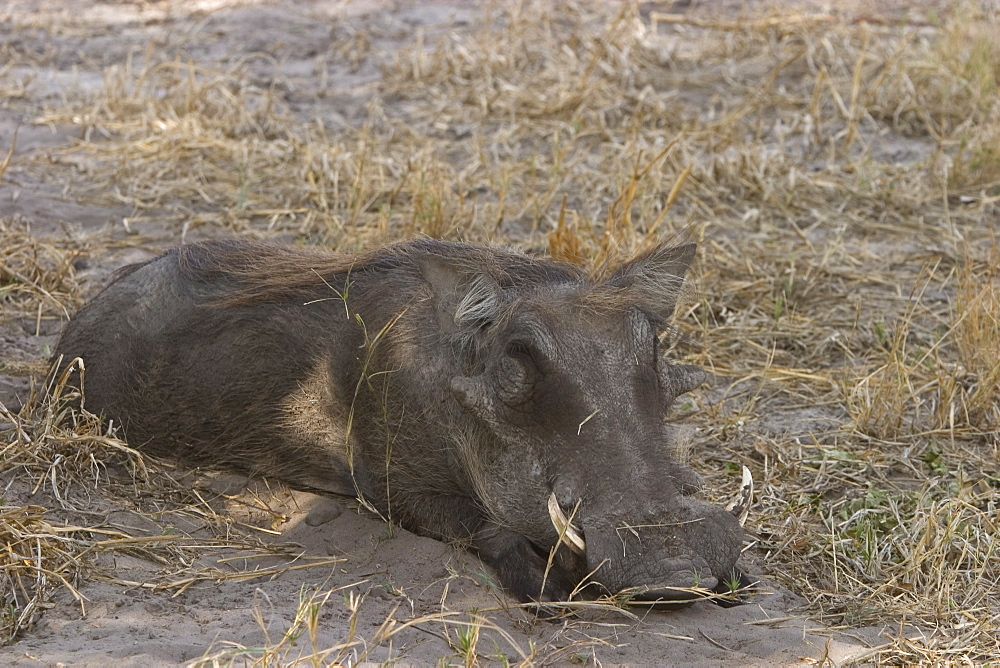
[726,465,754,527]
[547,493,586,555]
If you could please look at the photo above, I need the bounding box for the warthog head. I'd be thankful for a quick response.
[421,242,751,604]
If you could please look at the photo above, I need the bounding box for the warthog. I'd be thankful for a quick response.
[54,238,751,605]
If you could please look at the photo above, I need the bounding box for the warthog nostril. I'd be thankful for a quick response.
[547,493,586,554]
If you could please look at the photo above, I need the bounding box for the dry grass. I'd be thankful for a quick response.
[0,362,345,644]
[1,361,140,642]
[192,577,714,666]
[3,0,1000,663]
[0,219,84,323]
[33,54,461,242]
[194,586,537,667]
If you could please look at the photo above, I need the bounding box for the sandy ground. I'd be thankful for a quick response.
[4,479,883,666]
[0,1,910,664]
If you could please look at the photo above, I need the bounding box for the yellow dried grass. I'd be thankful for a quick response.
[0,219,83,322]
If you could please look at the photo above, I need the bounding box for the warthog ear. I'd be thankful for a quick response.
[418,255,504,336]
[603,242,697,320]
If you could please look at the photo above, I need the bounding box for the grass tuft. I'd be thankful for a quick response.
[0,220,84,322]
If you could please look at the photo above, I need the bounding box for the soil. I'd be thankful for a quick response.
[5,478,883,666]
[0,1,901,664]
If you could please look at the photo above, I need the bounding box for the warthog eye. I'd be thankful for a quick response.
[496,339,542,406]
[506,340,538,368]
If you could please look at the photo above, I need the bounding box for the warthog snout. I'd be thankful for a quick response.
[545,466,753,604]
